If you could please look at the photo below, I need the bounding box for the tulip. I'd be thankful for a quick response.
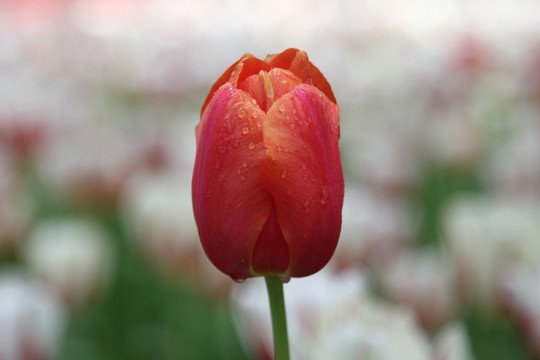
[192,48,344,281]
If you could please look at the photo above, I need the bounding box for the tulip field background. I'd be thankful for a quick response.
[2,1,540,359]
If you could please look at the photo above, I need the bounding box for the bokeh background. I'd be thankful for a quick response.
[2,0,540,359]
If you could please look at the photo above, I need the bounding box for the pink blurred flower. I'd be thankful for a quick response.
[3,0,70,31]
[0,115,48,167]
[0,155,34,254]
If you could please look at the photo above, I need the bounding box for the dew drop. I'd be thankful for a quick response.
[292,109,297,114]
[303,200,310,207]
[240,175,246,181]
[256,121,262,128]
[248,142,255,150]
[242,127,249,135]
[234,139,240,147]
[278,103,286,113]
[281,170,287,178]
[320,186,328,205]
[252,111,259,119]
[237,168,241,174]
[237,107,247,118]
[280,275,291,283]
[233,278,246,284]
[301,163,307,170]
[288,123,295,130]
[242,161,248,168]
[251,99,257,105]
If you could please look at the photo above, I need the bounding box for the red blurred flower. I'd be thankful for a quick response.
[192,48,344,281]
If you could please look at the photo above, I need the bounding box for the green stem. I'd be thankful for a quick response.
[265,275,290,360]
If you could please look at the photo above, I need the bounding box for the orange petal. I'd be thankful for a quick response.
[201,54,270,116]
[193,83,270,280]
[261,84,343,277]
[266,48,337,104]
[238,69,303,112]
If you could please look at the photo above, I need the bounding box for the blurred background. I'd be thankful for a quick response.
[1,0,540,359]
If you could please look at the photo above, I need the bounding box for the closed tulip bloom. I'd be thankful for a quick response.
[192,48,344,281]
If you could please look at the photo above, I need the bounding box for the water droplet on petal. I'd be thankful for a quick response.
[278,103,286,113]
[234,139,240,147]
[256,121,262,128]
[242,162,248,168]
[304,200,310,207]
[240,175,246,181]
[320,186,328,205]
[281,170,287,178]
[292,109,297,114]
[242,127,249,135]
[237,107,247,118]
[233,278,246,283]
[248,142,255,150]
[280,275,291,283]
[252,112,259,119]
[301,163,307,170]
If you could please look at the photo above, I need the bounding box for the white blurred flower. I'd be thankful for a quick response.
[333,186,416,269]
[379,249,459,330]
[485,119,540,199]
[498,263,540,357]
[0,270,66,360]
[346,130,421,196]
[24,218,114,310]
[443,196,540,308]
[424,113,484,171]
[432,321,475,360]
[36,123,137,209]
[121,172,231,298]
[231,268,432,360]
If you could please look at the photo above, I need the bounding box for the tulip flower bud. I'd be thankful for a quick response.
[192,48,344,281]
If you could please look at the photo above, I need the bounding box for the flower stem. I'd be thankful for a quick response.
[265,275,290,360]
